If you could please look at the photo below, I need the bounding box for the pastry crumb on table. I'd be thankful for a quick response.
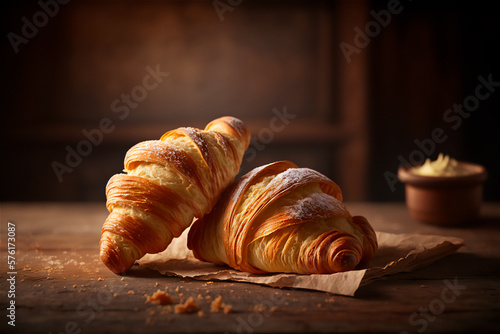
[145,289,174,305]
[210,295,233,313]
[174,297,199,314]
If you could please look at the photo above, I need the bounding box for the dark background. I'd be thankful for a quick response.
[1,0,499,202]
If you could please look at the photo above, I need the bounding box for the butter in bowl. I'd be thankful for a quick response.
[398,154,488,226]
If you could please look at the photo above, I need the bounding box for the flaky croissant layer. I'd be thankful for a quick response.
[100,117,250,274]
[188,161,378,274]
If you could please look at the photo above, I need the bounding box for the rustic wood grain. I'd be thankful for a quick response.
[1,202,499,333]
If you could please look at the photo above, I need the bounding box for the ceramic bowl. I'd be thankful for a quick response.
[398,162,488,225]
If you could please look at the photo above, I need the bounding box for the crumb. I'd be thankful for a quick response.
[317,303,322,308]
[97,277,104,281]
[211,295,222,312]
[175,286,180,292]
[270,306,277,312]
[174,297,199,314]
[251,304,267,312]
[145,317,152,324]
[145,290,173,305]
[79,288,86,292]
[207,281,213,285]
[326,297,335,302]
[197,294,204,300]
[73,285,77,288]
[113,293,119,297]
[127,290,135,295]
[197,310,206,318]
[134,307,139,311]
[121,277,125,281]
[155,282,159,287]
[104,285,107,288]
[205,295,211,300]
[223,304,233,314]
[211,295,233,313]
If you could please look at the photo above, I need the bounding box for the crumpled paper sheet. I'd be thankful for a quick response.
[137,228,464,296]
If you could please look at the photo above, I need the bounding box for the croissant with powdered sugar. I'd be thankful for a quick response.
[100,117,250,274]
[188,160,377,274]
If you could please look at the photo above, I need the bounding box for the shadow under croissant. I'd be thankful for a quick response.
[119,263,165,278]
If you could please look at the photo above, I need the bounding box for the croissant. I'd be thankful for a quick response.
[100,116,250,274]
[188,161,378,274]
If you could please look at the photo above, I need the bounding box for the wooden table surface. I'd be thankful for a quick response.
[1,202,499,333]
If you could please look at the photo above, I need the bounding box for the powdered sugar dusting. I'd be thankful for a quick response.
[225,117,246,135]
[150,140,179,156]
[147,141,183,161]
[182,128,211,163]
[126,140,187,170]
[266,166,346,220]
[269,168,324,192]
[271,168,304,185]
[286,192,344,220]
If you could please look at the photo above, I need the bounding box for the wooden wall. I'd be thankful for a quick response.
[2,1,361,201]
[1,0,499,202]
[366,0,500,201]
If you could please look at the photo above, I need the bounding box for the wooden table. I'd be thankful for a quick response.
[1,202,499,333]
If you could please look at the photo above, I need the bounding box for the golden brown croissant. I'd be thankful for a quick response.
[188,161,378,274]
[100,116,250,274]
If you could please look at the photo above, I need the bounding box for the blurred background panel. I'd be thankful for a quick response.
[1,0,499,202]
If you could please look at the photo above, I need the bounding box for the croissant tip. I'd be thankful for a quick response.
[206,116,251,149]
[100,251,125,274]
[100,238,134,274]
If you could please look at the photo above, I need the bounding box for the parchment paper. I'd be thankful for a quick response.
[137,228,464,296]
